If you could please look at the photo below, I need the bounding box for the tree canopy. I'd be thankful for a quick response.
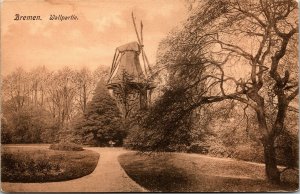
[75,79,126,146]
[141,0,298,183]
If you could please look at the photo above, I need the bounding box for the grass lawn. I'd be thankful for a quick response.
[1,146,100,183]
[119,152,298,192]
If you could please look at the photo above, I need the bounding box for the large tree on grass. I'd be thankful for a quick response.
[75,79,126,146]
[147,0,298,183]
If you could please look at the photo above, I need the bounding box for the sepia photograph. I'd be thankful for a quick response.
[1,0,299,192]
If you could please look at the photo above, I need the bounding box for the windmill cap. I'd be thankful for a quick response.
[117,41,140,52]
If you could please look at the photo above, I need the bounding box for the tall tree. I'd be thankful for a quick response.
[75,79,126,146]
[2,67,29,112]
[45,67,77,128]
[74,67,94,114]
[152,0,298,183]
[28,66,50,107]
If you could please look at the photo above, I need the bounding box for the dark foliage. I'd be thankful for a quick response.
[1,147,99,183]
[1,102,59,144]
[75,80,126,146]
[125,86,195,151]
[131,0,298,183]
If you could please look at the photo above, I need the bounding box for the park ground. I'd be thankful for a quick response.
[119,152,299,192]
[1,145,298,192]
[1,145,147,192]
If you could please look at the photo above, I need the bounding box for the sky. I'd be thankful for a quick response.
[1,0,188,75]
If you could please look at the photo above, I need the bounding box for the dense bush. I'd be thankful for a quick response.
[231,144,264,163]
[49,142,84,151]
[1,104,58,144]
[124,125,159,151]
[1,147,99,182]
[208,141,231,158]
[187,143,209,154]
[2,152,57,182]
[74,81,126,146]
[124,87,194,152]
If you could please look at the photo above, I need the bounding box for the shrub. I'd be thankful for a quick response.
[187,143,209,154]
[208,141,231,158]
[231,144,264,163]
[1,147,99,182]
[1,151,57,182]
[49,142,84,151]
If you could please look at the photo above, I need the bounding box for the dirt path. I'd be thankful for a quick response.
[1,147,147,192]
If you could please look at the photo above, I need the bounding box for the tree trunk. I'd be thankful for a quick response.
[254,100,281,184]
[83,84,87,113]
[263,137,280,184]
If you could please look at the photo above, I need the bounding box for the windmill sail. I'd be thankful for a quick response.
[107,13,155,114]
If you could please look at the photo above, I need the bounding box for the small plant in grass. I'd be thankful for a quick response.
[1,152,60,182]
[49,142,84,151]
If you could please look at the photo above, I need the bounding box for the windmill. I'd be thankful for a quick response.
[107,12,155,119]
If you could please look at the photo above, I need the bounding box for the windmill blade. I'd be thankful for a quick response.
[142,50,153,79]
[108,50,120,83]
[110,49,118,74]
[131,12,141,45]
[140,21,143,45]
[131,13,152,77]
[140,20,148,76]
[141,50,148,76]
[109,53,122,83]
[142,50,152,74]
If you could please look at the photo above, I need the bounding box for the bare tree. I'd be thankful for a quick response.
[28,66,51,107]
[2,67,29,112]
[2,66,102,143]
[74,67,94,113]
[157,0,298,183]
[45,67,77,128]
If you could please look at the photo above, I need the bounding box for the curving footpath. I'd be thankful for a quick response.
[1,147,148,192]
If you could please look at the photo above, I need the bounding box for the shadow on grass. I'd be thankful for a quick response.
[118,152,298,192]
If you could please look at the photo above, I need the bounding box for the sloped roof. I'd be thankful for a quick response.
[116,41,140,52]
[108,42,147,87]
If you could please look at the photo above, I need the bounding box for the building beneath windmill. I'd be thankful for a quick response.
[107,41,155,119]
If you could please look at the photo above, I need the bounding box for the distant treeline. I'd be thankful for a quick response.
[1,66,109,144]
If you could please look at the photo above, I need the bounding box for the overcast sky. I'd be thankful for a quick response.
[1,0,188,75]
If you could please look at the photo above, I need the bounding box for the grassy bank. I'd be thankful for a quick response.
[119,152,298,192]
[1,146,99,183]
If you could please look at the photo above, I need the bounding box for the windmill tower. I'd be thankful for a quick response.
[107,13,155,119]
